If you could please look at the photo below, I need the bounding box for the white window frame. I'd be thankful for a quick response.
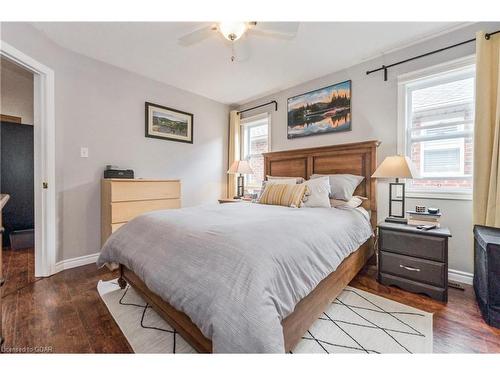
[240,112,271,190]
[397,55,475,200]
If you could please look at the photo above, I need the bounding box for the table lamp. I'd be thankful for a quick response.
[372,155,417,224]
[227,160,254,198]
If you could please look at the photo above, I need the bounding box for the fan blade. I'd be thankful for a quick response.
[250,22,299,39]
[178,25,216,46]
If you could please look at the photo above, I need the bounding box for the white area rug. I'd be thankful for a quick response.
[97,279,432,354]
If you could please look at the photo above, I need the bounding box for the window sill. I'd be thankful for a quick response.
[406,191,472,201]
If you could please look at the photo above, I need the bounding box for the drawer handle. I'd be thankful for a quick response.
[400,264,421,272]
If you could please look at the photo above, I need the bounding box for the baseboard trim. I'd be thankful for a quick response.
[55,252,99,273]
[448,268,473,285]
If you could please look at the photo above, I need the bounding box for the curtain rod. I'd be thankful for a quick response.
[366,29,500,81]
[237,100,278,116]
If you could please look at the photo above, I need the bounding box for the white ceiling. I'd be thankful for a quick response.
[32,22,464,105]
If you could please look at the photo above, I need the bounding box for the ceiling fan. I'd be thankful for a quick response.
[178,22,300,62]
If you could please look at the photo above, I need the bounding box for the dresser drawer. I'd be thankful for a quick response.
[111,180,180,202]
[379,251,446,287]
[111,199,180,223]
[379,229,446,261]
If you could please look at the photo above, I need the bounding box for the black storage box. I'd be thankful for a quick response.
[103,169,134,179]
[473,225,500,328]
[9,228,35,251]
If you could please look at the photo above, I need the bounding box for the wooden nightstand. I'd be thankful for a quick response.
[377,222,452,302]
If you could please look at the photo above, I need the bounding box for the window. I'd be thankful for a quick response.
[240,113,270,193]
[398,57,475,198]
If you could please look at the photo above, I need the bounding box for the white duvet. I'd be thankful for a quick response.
[97,203,373,353]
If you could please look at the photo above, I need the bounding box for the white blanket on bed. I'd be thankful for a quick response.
[97,203,373,353]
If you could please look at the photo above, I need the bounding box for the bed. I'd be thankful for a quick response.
[97,140,379,353]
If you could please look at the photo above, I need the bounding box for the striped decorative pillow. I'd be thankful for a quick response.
[258,183,307,207]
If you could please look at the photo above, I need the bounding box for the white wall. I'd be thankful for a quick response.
[0,56,34,125]
[1,22,229,262]
[237,22,500,275]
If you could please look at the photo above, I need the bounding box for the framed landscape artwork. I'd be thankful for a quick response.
[287,80,352,139]
[145,102,193,143]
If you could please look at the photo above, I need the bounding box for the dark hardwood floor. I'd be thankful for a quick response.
[2,248,40,296]
[351,267,500,353]
[1,249,499,353]
[1,259,131,353]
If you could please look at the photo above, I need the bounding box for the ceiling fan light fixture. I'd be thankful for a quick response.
[218,22,247,41]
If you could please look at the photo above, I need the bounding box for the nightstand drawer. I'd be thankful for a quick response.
[379,229,446,261]
[379,273,447,301]
[379,251,446,287]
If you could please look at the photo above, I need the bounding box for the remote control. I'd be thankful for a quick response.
[416,224,437,231]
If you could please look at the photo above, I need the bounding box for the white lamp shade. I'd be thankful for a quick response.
[227,160,254,175]
[372,155,417,179]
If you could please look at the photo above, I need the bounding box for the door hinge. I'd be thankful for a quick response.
[43,182,48,189]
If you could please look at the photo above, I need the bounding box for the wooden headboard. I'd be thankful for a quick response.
[263,140,380,227]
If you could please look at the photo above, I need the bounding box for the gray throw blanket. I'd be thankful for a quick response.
[97,203,372,353]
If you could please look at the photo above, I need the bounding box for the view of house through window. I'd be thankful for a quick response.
[401,60,475,196]
[241,114,270,193]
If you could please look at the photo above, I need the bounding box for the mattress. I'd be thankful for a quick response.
[97,202,373,352]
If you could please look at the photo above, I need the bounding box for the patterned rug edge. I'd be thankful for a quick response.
[97,279,433,354]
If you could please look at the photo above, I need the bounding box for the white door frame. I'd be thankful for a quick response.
[1,40,56,277]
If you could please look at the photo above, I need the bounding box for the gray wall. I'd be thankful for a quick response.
[0,56,34,125]
[1,22,229,262]
[238,22,500,275]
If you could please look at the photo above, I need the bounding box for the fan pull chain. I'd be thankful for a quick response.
[231,43,236,62]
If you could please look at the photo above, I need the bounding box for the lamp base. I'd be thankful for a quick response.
[236,174,244,198]
[385,216,408,224]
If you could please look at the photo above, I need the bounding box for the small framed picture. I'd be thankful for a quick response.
[145,102,193,144]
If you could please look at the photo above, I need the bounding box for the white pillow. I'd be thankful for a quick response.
[266,178,298,185]
[301,176,331,208]
[267,175,305,184]
[311,174,364,201]
[330,196,367,208]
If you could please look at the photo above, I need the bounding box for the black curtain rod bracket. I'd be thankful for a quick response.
[485,30,500,40]
[367,29,500,81]
[237,100,278,116]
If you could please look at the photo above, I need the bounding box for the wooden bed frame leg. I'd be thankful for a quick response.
[117,265,127,289]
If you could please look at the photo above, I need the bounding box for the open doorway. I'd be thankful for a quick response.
[0,56,39,294]
[0,41,56,279]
